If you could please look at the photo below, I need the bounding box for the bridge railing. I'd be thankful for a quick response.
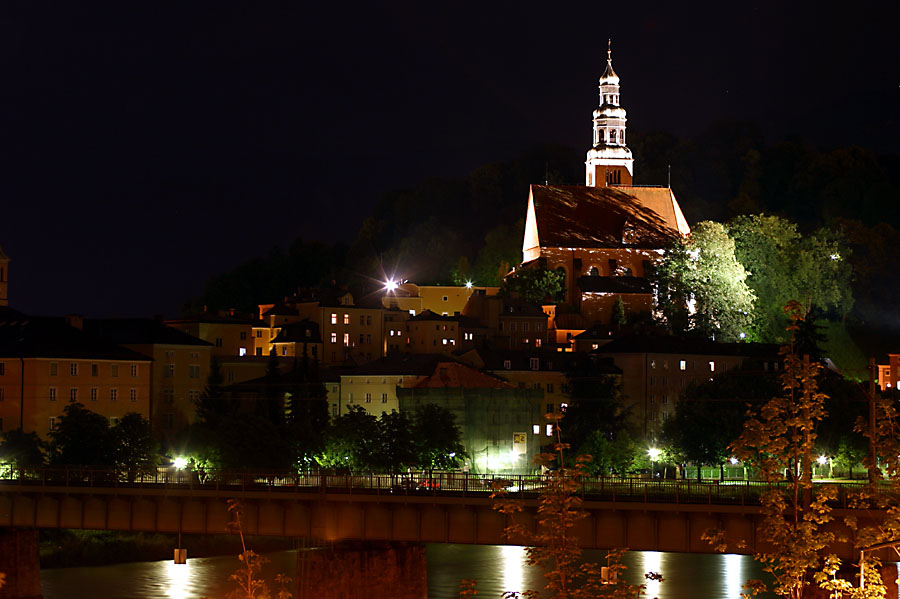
[0,466,880,508]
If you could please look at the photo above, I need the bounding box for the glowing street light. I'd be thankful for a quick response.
[385,279,398,292]
[729,457,739,465]
[465,281,473,289]
[173,456,188,470]
[647,447,661,461]
[817,455,828,465]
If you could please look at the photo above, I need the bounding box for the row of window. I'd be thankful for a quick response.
[330,313,376,326]
[347,392,389,403]
[650,359,719,372]
[31,387,142,402]
[498,322,543,333]
[163,364,202,378]
[0,362,143,378]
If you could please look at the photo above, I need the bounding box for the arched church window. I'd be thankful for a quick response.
[620,129,624,143]
[611,130,617,143]
[588,266,599,276]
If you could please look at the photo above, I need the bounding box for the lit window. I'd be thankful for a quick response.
[331,332,337,344]
[532,424,540,434]
[239,348,247,357]
[331,313,337,325]
[709,361,715,372]
[343,314,349,325]
[545,424,553,437]
[650,360,656,369]
[343,333,350,346]
[442,339,448,345]
[592,343,599,350]
[679,360,686,371]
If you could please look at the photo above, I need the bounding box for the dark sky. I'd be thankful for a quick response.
[1,2,898,318]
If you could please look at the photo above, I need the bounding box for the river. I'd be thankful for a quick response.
[39,544,788,599]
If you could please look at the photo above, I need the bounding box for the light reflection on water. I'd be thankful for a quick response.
[40,545,780,599]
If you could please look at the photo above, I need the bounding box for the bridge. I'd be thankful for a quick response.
[0,468,891,598]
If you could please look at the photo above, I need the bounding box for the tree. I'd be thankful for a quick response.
[661,366,779,481]
[578,429,640,476]
[316,407,379,471]
[728,215,854,344]
[560,355,630,457]
[111,413,158,482]
[704,302,851,598]
[0,429,45,469]
[611,296,627,326]
[653,221,755,341]
[49,403,116,467]
[412,403,466,470]
[493,422,660,598]
[504,267,564,305]
[371,410,417,473]
[470,221,524,286]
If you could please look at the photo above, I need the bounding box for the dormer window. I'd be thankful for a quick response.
[623,223,635,244]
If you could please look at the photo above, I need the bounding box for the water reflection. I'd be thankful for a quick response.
[636,551,663,597]
[500,545,528,596]
[164,560,191,599]
[40,545,779,599]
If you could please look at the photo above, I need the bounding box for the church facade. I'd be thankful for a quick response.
[520,43,690,328]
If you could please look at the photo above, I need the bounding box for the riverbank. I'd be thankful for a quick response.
[39,530,297,569]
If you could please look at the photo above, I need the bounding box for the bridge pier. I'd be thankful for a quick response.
[297,541,426,599]
[0,528,41,599]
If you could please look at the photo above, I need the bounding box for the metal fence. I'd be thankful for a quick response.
[0,466,879,508]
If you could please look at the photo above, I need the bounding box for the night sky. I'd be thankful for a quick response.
[1,3,898,318]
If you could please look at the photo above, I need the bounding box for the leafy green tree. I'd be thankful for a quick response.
[412,403,466,470]
[372,410,417,473]
[112,413,158,482]
[661,366,779,481]
[317,407,379,471]
[653,220,755,341]
[728,215,854,343]
[49,403,116,467]
[504,267,564,305]
[560,356,630,456]
[470,221,524,286]
[579,429,640,476]
[0,429,45,469]
[284,357,330,468]
[611,296,627,326]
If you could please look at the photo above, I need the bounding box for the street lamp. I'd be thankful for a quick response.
[648,447,661,478]
[385,279,398,292]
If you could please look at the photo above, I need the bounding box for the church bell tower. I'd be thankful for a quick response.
[585,41,634,187]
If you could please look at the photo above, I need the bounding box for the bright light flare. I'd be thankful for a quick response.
[385,279,398,292]
[817,455,828,465]
[465,281,473,289]
[647,447,661,460]
[729,457,739,465]
[173,457,188,470]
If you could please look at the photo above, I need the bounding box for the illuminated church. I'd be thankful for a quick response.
[520,43,690,333]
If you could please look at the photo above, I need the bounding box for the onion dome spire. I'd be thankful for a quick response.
[585,40,633,186]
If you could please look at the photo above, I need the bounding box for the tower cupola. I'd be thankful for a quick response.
[585,40,633,187]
